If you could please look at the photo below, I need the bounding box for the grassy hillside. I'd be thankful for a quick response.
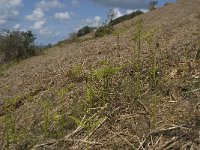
[0,0,200,149]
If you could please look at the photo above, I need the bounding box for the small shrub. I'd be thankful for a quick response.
[95,25,114,38]
[77,26,94,37]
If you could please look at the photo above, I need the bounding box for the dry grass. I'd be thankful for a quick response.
[0,0,200,149]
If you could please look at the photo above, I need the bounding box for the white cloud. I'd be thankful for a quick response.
[9,0,22,7]
[26,0,63,22]
[126,9,148,14]
[113,8,123,19]
[11,10,19,16]
[126,9,134,14]
[0,0,22,24]
[94,16,101,26]
[54,12,70,21]
[13,23,20,30]
[25,8,45,21]
[0,20,6,25]
[31,20,46,30]
[26,0,64,34]
[76,16,101,31]
[72,0,79,7]
[39,28,60,38]
[37,0,63,11]
[89,0,147,9]
[139,9,149,13]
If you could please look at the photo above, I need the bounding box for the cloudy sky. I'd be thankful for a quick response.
[0,0,176,45]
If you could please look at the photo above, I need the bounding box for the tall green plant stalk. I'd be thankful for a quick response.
[152,93,157,129]
[145,28,158,129]
[113,28,124,51]
[137,20,142,70]
[131,19,143,99]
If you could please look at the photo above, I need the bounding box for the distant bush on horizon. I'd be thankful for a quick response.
[77,26,95,37]
[94,25,114,38]
[109,10,144,26]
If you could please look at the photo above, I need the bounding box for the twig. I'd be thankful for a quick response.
[136,136,146,150]
[64,115,86,139]
[149,125,189,136]
[32,140,57,149]
[109,130,137,149]
[159,136,180,150]
[65,138,102,145]
[32,115,86,149]
[83,117,107,141]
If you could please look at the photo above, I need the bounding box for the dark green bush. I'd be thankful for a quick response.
[0,30,36,62]
[109,10,143,26]
[94,25,114,38]
[77,26,94,37]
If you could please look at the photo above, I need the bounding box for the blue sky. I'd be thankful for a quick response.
[0,0,176,45]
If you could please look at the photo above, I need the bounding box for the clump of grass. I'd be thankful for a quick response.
[91,62,122,105]
[0,60,20,76]
[95,25,114,38]
[68,61,121,135]
[3,98,18,149]
[39,100,53,137]
[56,83,76,136]
[66,64,85,82]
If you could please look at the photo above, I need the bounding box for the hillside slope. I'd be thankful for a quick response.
[0,0,200,149]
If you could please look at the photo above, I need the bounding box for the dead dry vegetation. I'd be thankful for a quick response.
[0,0,200,149]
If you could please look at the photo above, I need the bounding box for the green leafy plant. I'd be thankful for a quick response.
[92,63,122,104]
